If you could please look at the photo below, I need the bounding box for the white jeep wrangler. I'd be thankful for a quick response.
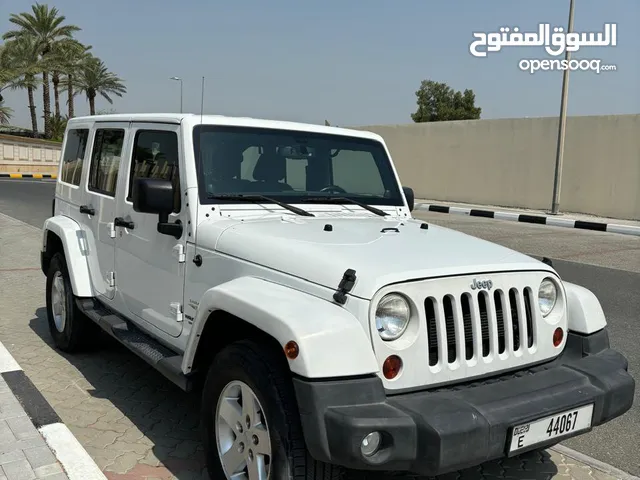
[41,113,634,479]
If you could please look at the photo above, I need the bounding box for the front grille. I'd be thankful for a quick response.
[424,288,535,367]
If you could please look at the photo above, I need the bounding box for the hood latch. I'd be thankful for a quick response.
[333,269,357,305]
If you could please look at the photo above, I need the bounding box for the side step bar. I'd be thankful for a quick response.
[76,298,193,392]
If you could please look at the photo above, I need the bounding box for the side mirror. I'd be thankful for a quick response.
[132,178,183,239]
[402,186,415,212]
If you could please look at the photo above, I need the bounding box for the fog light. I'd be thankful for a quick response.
[383,355,402,379]
[553,327,564,347]
[360,431,381,457]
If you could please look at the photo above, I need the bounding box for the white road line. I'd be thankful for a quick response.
[39,423,108,480]
[0,343,22,374]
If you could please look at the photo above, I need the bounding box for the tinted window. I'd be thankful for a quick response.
[193,126,403,206]
[60,129,89,186]
[88,129,125,196]
[128,130,181,212]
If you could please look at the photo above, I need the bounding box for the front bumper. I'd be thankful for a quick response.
[293,329,635,476]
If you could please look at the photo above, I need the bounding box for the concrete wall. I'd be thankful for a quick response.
[354,114,640,221]
[0,134,61,174]
[1,114,638,220]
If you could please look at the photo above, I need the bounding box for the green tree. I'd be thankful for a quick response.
[47,38,88,119]
[74,55,126,115]
[411,79,481,122]
[0,104,13,125]
[58,42,92,118]
[1,36,42,133]
[2,3,81,138]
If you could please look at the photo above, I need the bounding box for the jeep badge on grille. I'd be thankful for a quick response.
[470,278,493,290]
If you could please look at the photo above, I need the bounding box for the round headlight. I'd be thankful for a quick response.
[376,294,411,341]
[538,278,558,317]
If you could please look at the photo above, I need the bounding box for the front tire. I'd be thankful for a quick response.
[201,339,344,480]
[45,252,99,352]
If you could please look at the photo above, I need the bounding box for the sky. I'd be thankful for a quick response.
[1,0,638,130]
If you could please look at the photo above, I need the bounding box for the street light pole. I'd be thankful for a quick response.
[550,0,575,215]
[170,76,183,113]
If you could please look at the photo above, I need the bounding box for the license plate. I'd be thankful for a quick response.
[508,403,594,454]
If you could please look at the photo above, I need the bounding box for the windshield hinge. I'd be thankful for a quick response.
[172,244,186,263]
[333,269,357,305]
[170,302,183,323]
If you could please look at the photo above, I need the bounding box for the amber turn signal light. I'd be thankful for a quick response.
[553,327,564,347]
[284,341,299,359]
[383,355,402,379]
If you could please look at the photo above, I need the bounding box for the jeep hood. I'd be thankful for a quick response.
[205,215,551,300]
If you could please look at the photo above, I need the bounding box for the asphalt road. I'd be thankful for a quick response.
[1,179,638,476]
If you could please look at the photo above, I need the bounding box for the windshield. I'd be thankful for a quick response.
[192,125,404,206]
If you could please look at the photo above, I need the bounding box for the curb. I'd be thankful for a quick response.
[0,342,107,480]
[415,203,640,237]
[0,173,57,179]
[551,445,640,480]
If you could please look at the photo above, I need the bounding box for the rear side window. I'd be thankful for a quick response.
[88,129,125,196]
[128,130,181,212]
[60,129,89,186]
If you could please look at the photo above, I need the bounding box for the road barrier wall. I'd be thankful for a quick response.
[353,114,640,221]
[0,134,61,174]
[2,114,638,220]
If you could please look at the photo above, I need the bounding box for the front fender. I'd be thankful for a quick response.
[182,277,379,379]
[42,216,93,297]
[563,281,607,335]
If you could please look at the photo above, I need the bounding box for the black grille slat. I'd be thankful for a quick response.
[478,292,490,357]
[509,288,520,351]
[494,290,507,354]
[524,288,535,348]
[425,298,438,366]
[443,296,456,363]
[461,294,474,360]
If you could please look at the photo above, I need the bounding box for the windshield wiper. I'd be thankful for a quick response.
[207,194,315,217]
[301,196,388,217]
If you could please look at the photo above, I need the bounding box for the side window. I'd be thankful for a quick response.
[128,130,181,212]
[88,129,125,196]
[331,150,385,196]
[60,129,89,186]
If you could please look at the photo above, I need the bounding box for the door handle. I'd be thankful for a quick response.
[79,205,95,215]
[114,217,135,229]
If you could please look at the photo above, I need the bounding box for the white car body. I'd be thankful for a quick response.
[40,113,633,479]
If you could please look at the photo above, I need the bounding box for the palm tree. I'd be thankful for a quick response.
[0,104,13,125]
[2,3,81,138]
[48,38,89,120]
[57,42,92,118]
[1,36,42,133]
[75,55,126,115]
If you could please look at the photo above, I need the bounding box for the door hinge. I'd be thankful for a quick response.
[108,222,116,239]
[170,302,183,323]
[172,244,186,263]
[107,271,116,288]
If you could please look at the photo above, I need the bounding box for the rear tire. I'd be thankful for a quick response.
[45,252,99,352]
[201,339,344,480]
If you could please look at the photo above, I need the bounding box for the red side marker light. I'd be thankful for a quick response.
[284,341,299,360]
[553,327,564,347]
[383,355,402,379]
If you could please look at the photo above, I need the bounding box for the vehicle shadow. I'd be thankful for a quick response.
[28,307,561,480]
[28,307,206,479]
